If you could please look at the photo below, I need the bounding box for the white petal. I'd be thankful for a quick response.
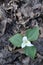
[21,36,34,48]
[26,41,34,47]
[23,36,28,42]
[21,42,26,48]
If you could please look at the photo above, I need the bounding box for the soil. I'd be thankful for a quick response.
[0,0,43,65]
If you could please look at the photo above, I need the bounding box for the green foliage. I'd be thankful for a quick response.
[9,27,39,59]
[9,34,23,47]
[26,27,39,41]
[24,46,36,59]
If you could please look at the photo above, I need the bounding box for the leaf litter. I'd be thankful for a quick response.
[0,0,43,65]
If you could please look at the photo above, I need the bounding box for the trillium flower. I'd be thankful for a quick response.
[21,36,34,48]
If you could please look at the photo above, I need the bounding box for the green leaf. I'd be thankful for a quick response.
[9,34,23,47]
[26,27,39,41]
[24,46,36,59]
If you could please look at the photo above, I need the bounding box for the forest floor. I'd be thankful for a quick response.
[0,0,43,65]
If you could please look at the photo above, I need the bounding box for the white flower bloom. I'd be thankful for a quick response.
[21,36,34,48]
